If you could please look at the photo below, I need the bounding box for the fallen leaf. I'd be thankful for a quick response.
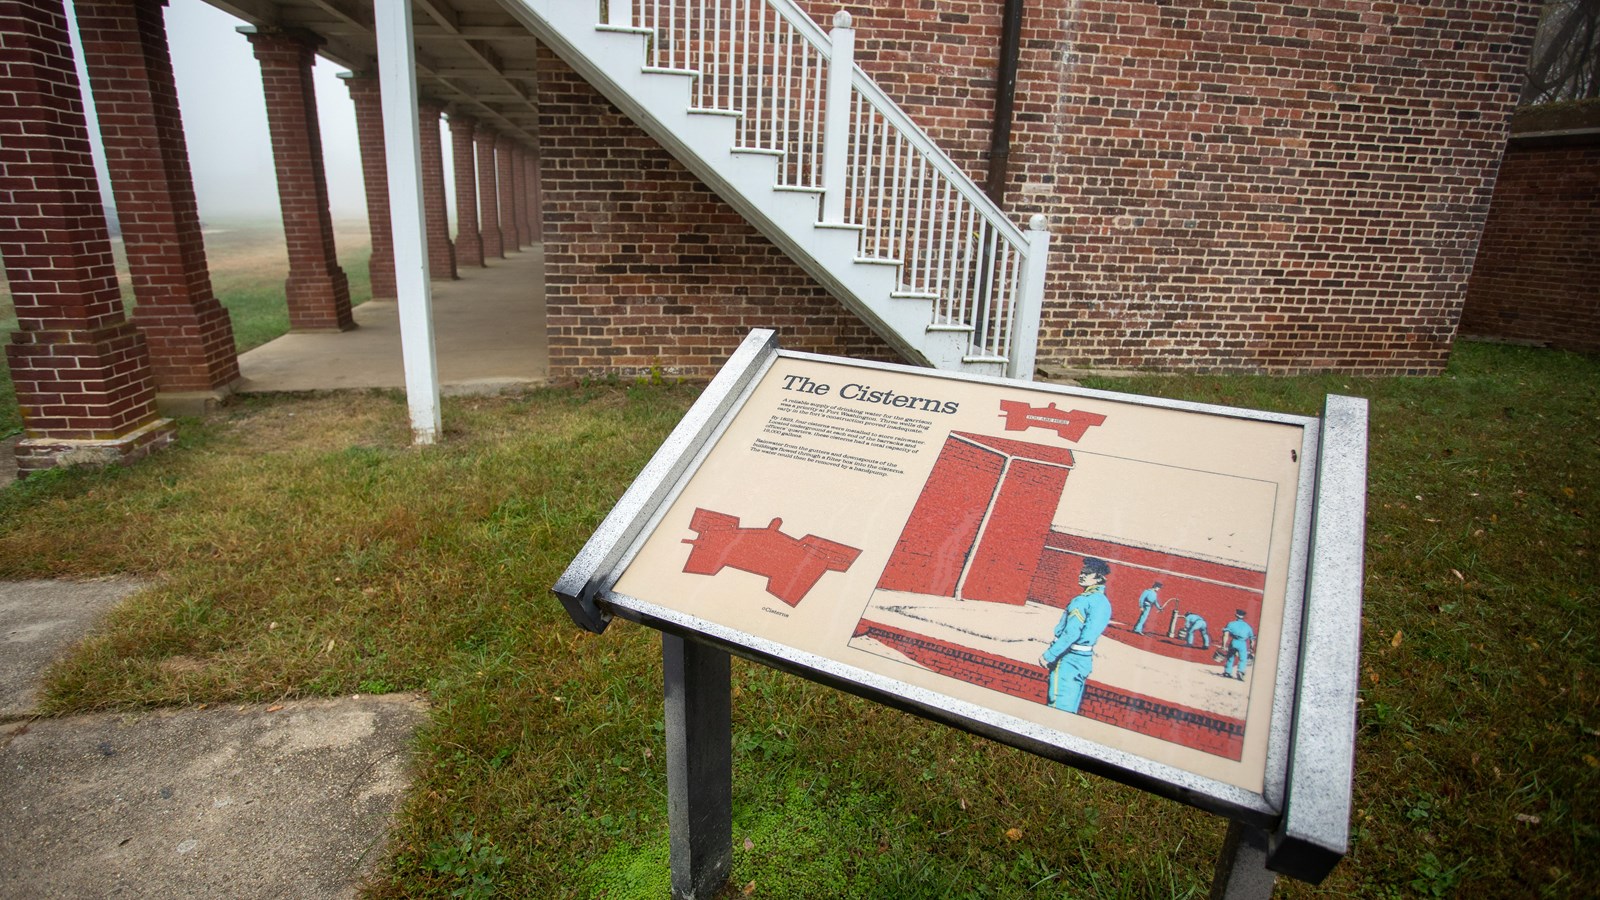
[1451,569,1464,582]
[742,881,756,896]
[959,797,968,811]
[266,704,284,713]
[1584,755,1599,769]
[1005,827,1023,841]
[1515,813,1542,825]
[1391,630,1403,649]
[744,837,754,852]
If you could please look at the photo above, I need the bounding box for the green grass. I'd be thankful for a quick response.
[0,342,1595,898]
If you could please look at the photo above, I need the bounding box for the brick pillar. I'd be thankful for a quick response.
[246,28,354,332]
[448,111,483,267]
[527,133,544,242]
[74,0,239,402]
[475,123,503,259]
[0,0,174,475]
[510,143,531,249]
[343,72,396,299]
[418,99,456,279]
[495,132,518,252]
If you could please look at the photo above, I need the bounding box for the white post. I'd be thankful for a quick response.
[608,0,634,27]
[1008,214,1050,381]
[374,0,441,444]
[820,10,854,225]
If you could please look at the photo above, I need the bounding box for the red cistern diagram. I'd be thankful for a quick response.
[997,399,1107,442]
[681,508,862,606]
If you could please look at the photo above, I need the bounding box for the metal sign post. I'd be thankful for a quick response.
[555,329,1367,899]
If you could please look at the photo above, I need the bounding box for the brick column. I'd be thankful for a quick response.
[511,143,531,249]
[495,132,518,252]
[418,99,456,279]
[246,28,353,332]
[527,134,544,242]
[0,0,174,475]
[475,122,503,259]
[447,111,483,267]
[343,72,396,299]
[74,0,239,403]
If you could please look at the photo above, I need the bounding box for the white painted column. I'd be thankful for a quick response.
[1009,214,1050,381]
[374,0,441,443]
[820,11,855,225]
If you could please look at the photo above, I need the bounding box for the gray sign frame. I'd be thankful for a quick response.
[555,329,1367,897]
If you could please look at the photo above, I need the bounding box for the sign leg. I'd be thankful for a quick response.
[663,632,733,900]
[1209,820,1278,900]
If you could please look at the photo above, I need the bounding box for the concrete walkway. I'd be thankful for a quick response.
[237,246,549,395]
[0,243,548,898]
[0,579,428,899]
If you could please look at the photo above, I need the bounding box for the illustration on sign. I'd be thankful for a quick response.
[611,355,1304,790]
[682,508,862,606]
[848,423,1270,761]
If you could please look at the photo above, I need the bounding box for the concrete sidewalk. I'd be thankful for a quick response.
[0,579,427,898]
[237,246,549,395]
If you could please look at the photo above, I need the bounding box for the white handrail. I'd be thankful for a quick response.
[602,0,1045,374]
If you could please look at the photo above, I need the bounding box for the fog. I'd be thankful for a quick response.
[70,0,368,226]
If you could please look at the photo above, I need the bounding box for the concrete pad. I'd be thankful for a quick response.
[237,249,549,395]
[1,578,147,717]
[0,694,428,899]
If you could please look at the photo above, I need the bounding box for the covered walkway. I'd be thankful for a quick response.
[236,247,548,395]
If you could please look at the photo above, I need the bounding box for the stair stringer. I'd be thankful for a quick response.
[507,0,980,371]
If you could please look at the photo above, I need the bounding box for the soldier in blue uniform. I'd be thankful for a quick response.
[1132,580,1164,634]
[1039,557,1113,714]
[1180,612,1210,649]
[1222,609,1256,680]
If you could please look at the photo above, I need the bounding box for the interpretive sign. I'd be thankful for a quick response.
[556,330,1367,897]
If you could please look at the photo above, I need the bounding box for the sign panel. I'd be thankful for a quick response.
[607,351,1314,795]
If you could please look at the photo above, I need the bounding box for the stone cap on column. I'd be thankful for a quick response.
[237,25,325,51]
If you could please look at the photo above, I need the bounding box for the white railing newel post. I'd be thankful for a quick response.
[820,10,854,224]
[1009,213,1050,380]
[608,0,634,28]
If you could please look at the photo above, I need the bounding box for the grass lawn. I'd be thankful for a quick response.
[0,340,1594,898]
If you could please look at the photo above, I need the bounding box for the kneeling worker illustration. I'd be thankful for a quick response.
[1040,557,1112,714]
[1221,609,1256,680]
[1180,612,1210,649]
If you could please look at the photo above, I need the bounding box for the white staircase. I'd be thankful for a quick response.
[502,0,1049,378]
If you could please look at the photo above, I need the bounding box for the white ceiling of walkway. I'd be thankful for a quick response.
[207,0,542,142]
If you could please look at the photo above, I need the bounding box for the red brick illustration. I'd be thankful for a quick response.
[854,619,1245,759]
[1030,533,1265,659]
[997,400,1107,442]
[877,433,1074,604]
[682,509,861,607]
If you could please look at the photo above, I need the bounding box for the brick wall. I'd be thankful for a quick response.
[536,44,897,379]
[0,0,172,469]
[1459,132,1600,353]
[546,1,1537,376]
[74,0,239,395]
[876,435,1003,596]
